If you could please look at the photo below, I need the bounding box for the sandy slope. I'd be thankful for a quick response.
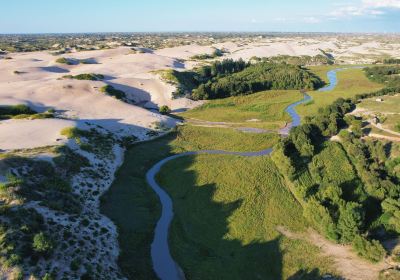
[0,118,75,150]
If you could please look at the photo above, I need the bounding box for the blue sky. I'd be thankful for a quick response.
[1,0,399,33]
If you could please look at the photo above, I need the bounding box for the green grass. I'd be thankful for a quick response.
[181,90,303,130]
[359,95,400,113]
[157,154,336,279]
[63,73,104,81]
[101,126,280,279]
[297,67,384,118]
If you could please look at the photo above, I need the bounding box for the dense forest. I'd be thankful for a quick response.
[162,59,324,100]
[192,62,323,100]
[272,67,400,262]
[250,54,334,66]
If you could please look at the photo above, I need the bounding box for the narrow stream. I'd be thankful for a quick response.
[146,68,345,280]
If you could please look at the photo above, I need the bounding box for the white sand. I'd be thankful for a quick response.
[0,118,75,150]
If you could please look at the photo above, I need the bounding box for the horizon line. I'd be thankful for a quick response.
[1,31,400,36]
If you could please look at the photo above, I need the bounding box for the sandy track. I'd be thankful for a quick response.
[277,226,389,280]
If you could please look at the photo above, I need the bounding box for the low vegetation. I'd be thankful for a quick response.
[0,104,54,120]
[181,89,303,130]
[56,57,96,65]
[63,73,104,81]
[158,154,336,279]
[190,48,225,60]
[99,85,126,100]
[158,105,171,115]
[101,126,281,279]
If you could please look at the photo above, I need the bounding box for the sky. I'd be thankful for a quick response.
[1,0,399,33]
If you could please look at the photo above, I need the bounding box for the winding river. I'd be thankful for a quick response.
[146,68,344,280]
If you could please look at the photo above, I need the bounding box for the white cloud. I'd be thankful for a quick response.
[330,0,400,18]
[363,0,400,8]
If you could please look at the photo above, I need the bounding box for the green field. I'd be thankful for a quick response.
[101,126,279,279]
[157,154,336,279]
[359,95,400,113]
[297,67,384,118]
[181,90,303,130]
[358,95,400,132]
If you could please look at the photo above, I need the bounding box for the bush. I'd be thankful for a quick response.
[55,57,72,65]
[159,105,171,115]
[99,85,126,100]
[33,232,54,255]
[352,235,385,262]
[63,73,104,81]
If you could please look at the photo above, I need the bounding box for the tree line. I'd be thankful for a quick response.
[192,62,324,100]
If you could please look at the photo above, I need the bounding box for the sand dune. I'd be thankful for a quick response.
[1,37,399,150]
[0,118,75,150]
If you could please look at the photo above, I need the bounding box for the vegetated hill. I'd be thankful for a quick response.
[160,59,323,100]
[272,67,400,264]
[251,54,334,66]
[192,62,324,100]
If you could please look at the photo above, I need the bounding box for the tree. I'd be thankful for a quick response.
[159,105,171,115]
[382,198,400,233]
[337,202,364,243]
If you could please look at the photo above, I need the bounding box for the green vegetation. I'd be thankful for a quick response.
[192,62,323,100]
[251,54,334,66]
[0,144,92,272]
[56,57,73,65]
[158,154,336,279]
[157,59,249,98]
[381,58,400,64]
[0,104,54,120]
[297,67,384,118]
[33,232,54,256]
[190,48,225,60]
[182,90,303,129]
[158,105,171,115]
[63,73,104,81]
[102,64,400,279]
[56,57,96,65]
[272,68,400,262]
[365,65,400,87]
[60,127,115,157]
[99,85,126,100]
[101,126,281,279]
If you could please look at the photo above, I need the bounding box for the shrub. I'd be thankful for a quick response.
[99,85,126,100]
[55,57,72,65]
[33,232,54,255]
[63,73,104,81]
[352,235,385,262]
[159,105,171,115]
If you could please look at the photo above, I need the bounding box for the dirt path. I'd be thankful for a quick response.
[367,133,400,142]
[277,226,390,280]
[369,121,400,137]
